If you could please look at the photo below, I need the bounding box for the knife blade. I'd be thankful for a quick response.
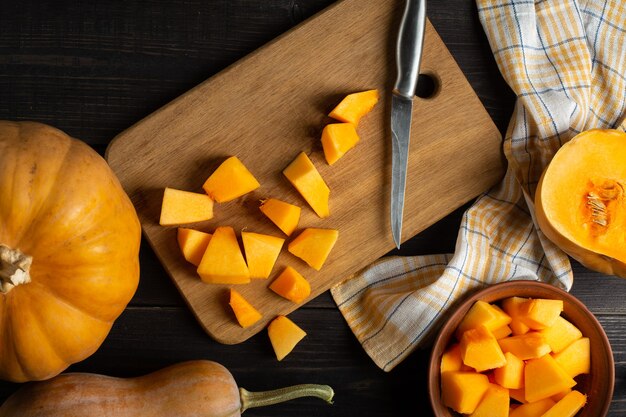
[390,0,427,249]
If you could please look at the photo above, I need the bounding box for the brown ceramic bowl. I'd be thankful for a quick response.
[428,280,614,417]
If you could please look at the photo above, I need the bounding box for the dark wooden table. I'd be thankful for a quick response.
[0,1,624,415]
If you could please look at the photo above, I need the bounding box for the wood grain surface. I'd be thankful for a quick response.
[106,0,504,344]
[0,1,624,416]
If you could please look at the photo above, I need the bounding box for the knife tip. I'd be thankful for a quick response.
[392,231,402,250]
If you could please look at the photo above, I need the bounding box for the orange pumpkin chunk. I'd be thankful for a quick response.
[241,232,284,279]
[440,344,473,373]
[283,152,330,218]
[492,324,513,340]
[159,187,214,226]
[541,390,587,417]
[524,354,576,403]
[202,156,260,203]
[177,228,212,266]
[288,228,338,271]
[459,326,506,372]
[269,266,311,303]
[267,315,307,361]
[493,351,525,389]
[502,296,531,335]
[197,226,250,284]
[328,89,379,126]
[440,371,490,414]
[259,198,301,236]
[321,123,360,165]
[538,315,582,353]
[470,383,509,417]
[497,332,551,360]
[229,289,262,328]
[509,398,556,417]
[552,337,590,378]
[509,386,527,404]
[518,298,563,330]
[455,300,512,340]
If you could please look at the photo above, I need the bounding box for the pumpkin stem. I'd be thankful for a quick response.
[0,245,32,293]
[239,384,334,413]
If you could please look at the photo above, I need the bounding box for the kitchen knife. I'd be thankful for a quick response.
[391,0,427,248]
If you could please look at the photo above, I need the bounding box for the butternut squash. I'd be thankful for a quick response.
[0,360,334,416]
[535,129,626,278]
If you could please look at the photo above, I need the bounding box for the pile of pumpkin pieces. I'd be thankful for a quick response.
[158,90,379,360]
[440,298,590,416]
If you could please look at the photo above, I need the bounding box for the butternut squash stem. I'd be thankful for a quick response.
[0,245,32,293]
[239,384,334,413]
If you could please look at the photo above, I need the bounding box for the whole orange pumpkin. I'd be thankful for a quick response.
[0,121,141,382]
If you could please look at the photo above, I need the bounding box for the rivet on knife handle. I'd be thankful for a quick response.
[390,0,426,248]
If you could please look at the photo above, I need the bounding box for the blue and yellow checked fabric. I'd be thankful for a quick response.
[331,0,626,371]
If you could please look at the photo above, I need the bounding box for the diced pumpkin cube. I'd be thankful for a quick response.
[269,266,311,303]
[492,325,513,340]
[177,228,212,266]
[509,387,527,404]
[440,344,473,373]
[509,398,556,417]
[328,89,379,126]
[470,383,509,417]
[552,337,590,378]
[455,301,512,340]
[283,152,330,218]
[288,228,338,271]
[321,123,360,165]
[539,316,583,354]
[259,198,301,236]
[241,232,284,279]
[518,298,563,330]
[541,390,586,417]
[441,371,490,414]
[498,332,551,360]
[159,187,214,226]
[524,355,576,403]
[229,289,262,328]
[502,297,531,335]
[493,351,525,389]
[267,315,307,361]
[197,226,250,284]
[202,156,260,203]
[460,326,506,372]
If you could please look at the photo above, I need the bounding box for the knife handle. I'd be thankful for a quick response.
[393,0,427,99]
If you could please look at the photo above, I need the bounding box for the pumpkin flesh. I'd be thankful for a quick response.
[535,129,626,277]
[0,121,141,382]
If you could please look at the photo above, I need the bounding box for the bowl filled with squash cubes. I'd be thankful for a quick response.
[428,280,614,417]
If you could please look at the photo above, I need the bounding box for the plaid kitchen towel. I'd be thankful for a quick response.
[331,0,626,371]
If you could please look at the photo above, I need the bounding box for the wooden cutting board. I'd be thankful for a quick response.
[106,0,505,344]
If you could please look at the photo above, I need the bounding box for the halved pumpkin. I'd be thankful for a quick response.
[535,129,626,278]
